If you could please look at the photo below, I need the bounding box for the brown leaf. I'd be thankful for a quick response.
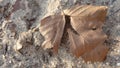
[65,5,108,33]
[81,44,109,62]
[64,5,107,17]
[68,28,107,58]
[40,5,109,62]
[39,15,65,53]
[66,5,108,62]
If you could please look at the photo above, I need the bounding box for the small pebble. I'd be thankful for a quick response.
[2,55,6,60]
[117,50,120,53]
[105,62,109,65]
[117,63,120,66]
[9,60,12,63]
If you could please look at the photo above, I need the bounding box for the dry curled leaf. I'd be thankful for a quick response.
[39,5,109,62]
[40,15,65,53]
[14,30,33,51]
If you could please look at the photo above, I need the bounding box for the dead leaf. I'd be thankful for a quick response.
[14,30,33,51]
[66,5,108,62]
[64,5,108,33]
[68,28,107,58]
[39,15,65,53]
[40,5,109,62]
[81,44,109,62]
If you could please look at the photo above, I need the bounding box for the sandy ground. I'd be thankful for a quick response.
[0,0,120,68]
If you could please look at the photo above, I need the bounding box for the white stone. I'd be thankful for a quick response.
[117,63,120,66]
